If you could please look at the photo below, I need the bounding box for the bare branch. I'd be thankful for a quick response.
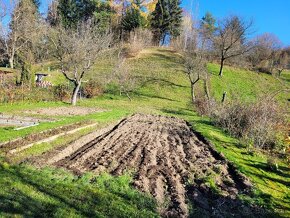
[47,21,112,105]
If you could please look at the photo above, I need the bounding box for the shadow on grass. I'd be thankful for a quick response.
[0,191,58,217]
[186,185,272,218]
[245,162,290,181]
[191,119,215,126]
[161,108,195,116]
[139,76,188,88]
[151,50,183,65]
[0,164,158,217]
[133,91,178,102]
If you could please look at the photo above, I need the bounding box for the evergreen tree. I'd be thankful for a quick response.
[58,0,113,29]
[151,0,169,44]
[32,0,40,8]
[201,12,216,38]
[151,0,182,44]
[19,62,32,85]
[121,3,145,32]
[168,0,182,38]
[58,0,79,28]
[92,1,115,33]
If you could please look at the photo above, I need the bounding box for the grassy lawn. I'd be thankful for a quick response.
[208,63,290,104]
[0,162,158,217]
[0,48,289,217]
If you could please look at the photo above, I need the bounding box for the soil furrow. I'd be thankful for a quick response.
[49,113,253,217]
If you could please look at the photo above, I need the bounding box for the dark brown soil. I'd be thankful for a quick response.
[50,114,259,217]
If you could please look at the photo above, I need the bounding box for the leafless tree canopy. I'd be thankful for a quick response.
[111,52,137,100]
[183,39,209,103]
[273,49,290,76]
[0,0,44,68]
[247,33,283,73]
[171,12,198,52]
[174,12,211,104]
[48,21,112,105]
[126,28,153,56]
[214,15,254,76]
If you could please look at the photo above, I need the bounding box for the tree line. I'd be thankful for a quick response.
[0,0,183,104]
[0,0,289,106]
[172,11,290,104]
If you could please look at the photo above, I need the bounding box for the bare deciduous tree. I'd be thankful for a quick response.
[49,22,112,105]
[110,50,137,101]
[248,33,282,73]
[0,0,42,68]
[273,49,290,76]
[126,28,153,57]
[180,16,211,105]
[184,51,208,103]
[171,12,197,52]
[0,1,8,64]
[214,15,254,76]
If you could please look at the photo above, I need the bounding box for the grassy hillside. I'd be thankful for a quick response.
[0,48,289,217]
[208,64,289,103]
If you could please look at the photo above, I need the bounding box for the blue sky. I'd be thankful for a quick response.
[181,0,290,46]
[3,0,290,45]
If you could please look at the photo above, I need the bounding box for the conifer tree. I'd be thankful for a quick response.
[200,12,216,39]
[168,0,182,38]
[151,0,182,44]
[92,1,114,33]
[57,0,79,28]
[121,0,145,32]
[58,0,113,29]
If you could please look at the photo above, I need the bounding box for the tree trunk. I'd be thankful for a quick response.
[219,57,225,76]
[204,76,210,101]
[126,92,132,101]
[191,83,195,104]
[221,91,227,103]
[205,81,210,100]
[162,34,166,46]
[9,57,14,69]
[71,82,81,106]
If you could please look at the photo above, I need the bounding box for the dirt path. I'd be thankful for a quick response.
[45,114,254,217]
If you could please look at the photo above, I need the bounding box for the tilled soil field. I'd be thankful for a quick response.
[39,114,259,217]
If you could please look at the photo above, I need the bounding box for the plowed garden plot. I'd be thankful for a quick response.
[37,114,259,217]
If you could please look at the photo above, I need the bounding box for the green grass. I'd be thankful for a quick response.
[208,63,290,104]
[0,162,158,217]
[0,47,289,217]
[0,67,16,73]
[10,125,99,163]
[0,104,129,143]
